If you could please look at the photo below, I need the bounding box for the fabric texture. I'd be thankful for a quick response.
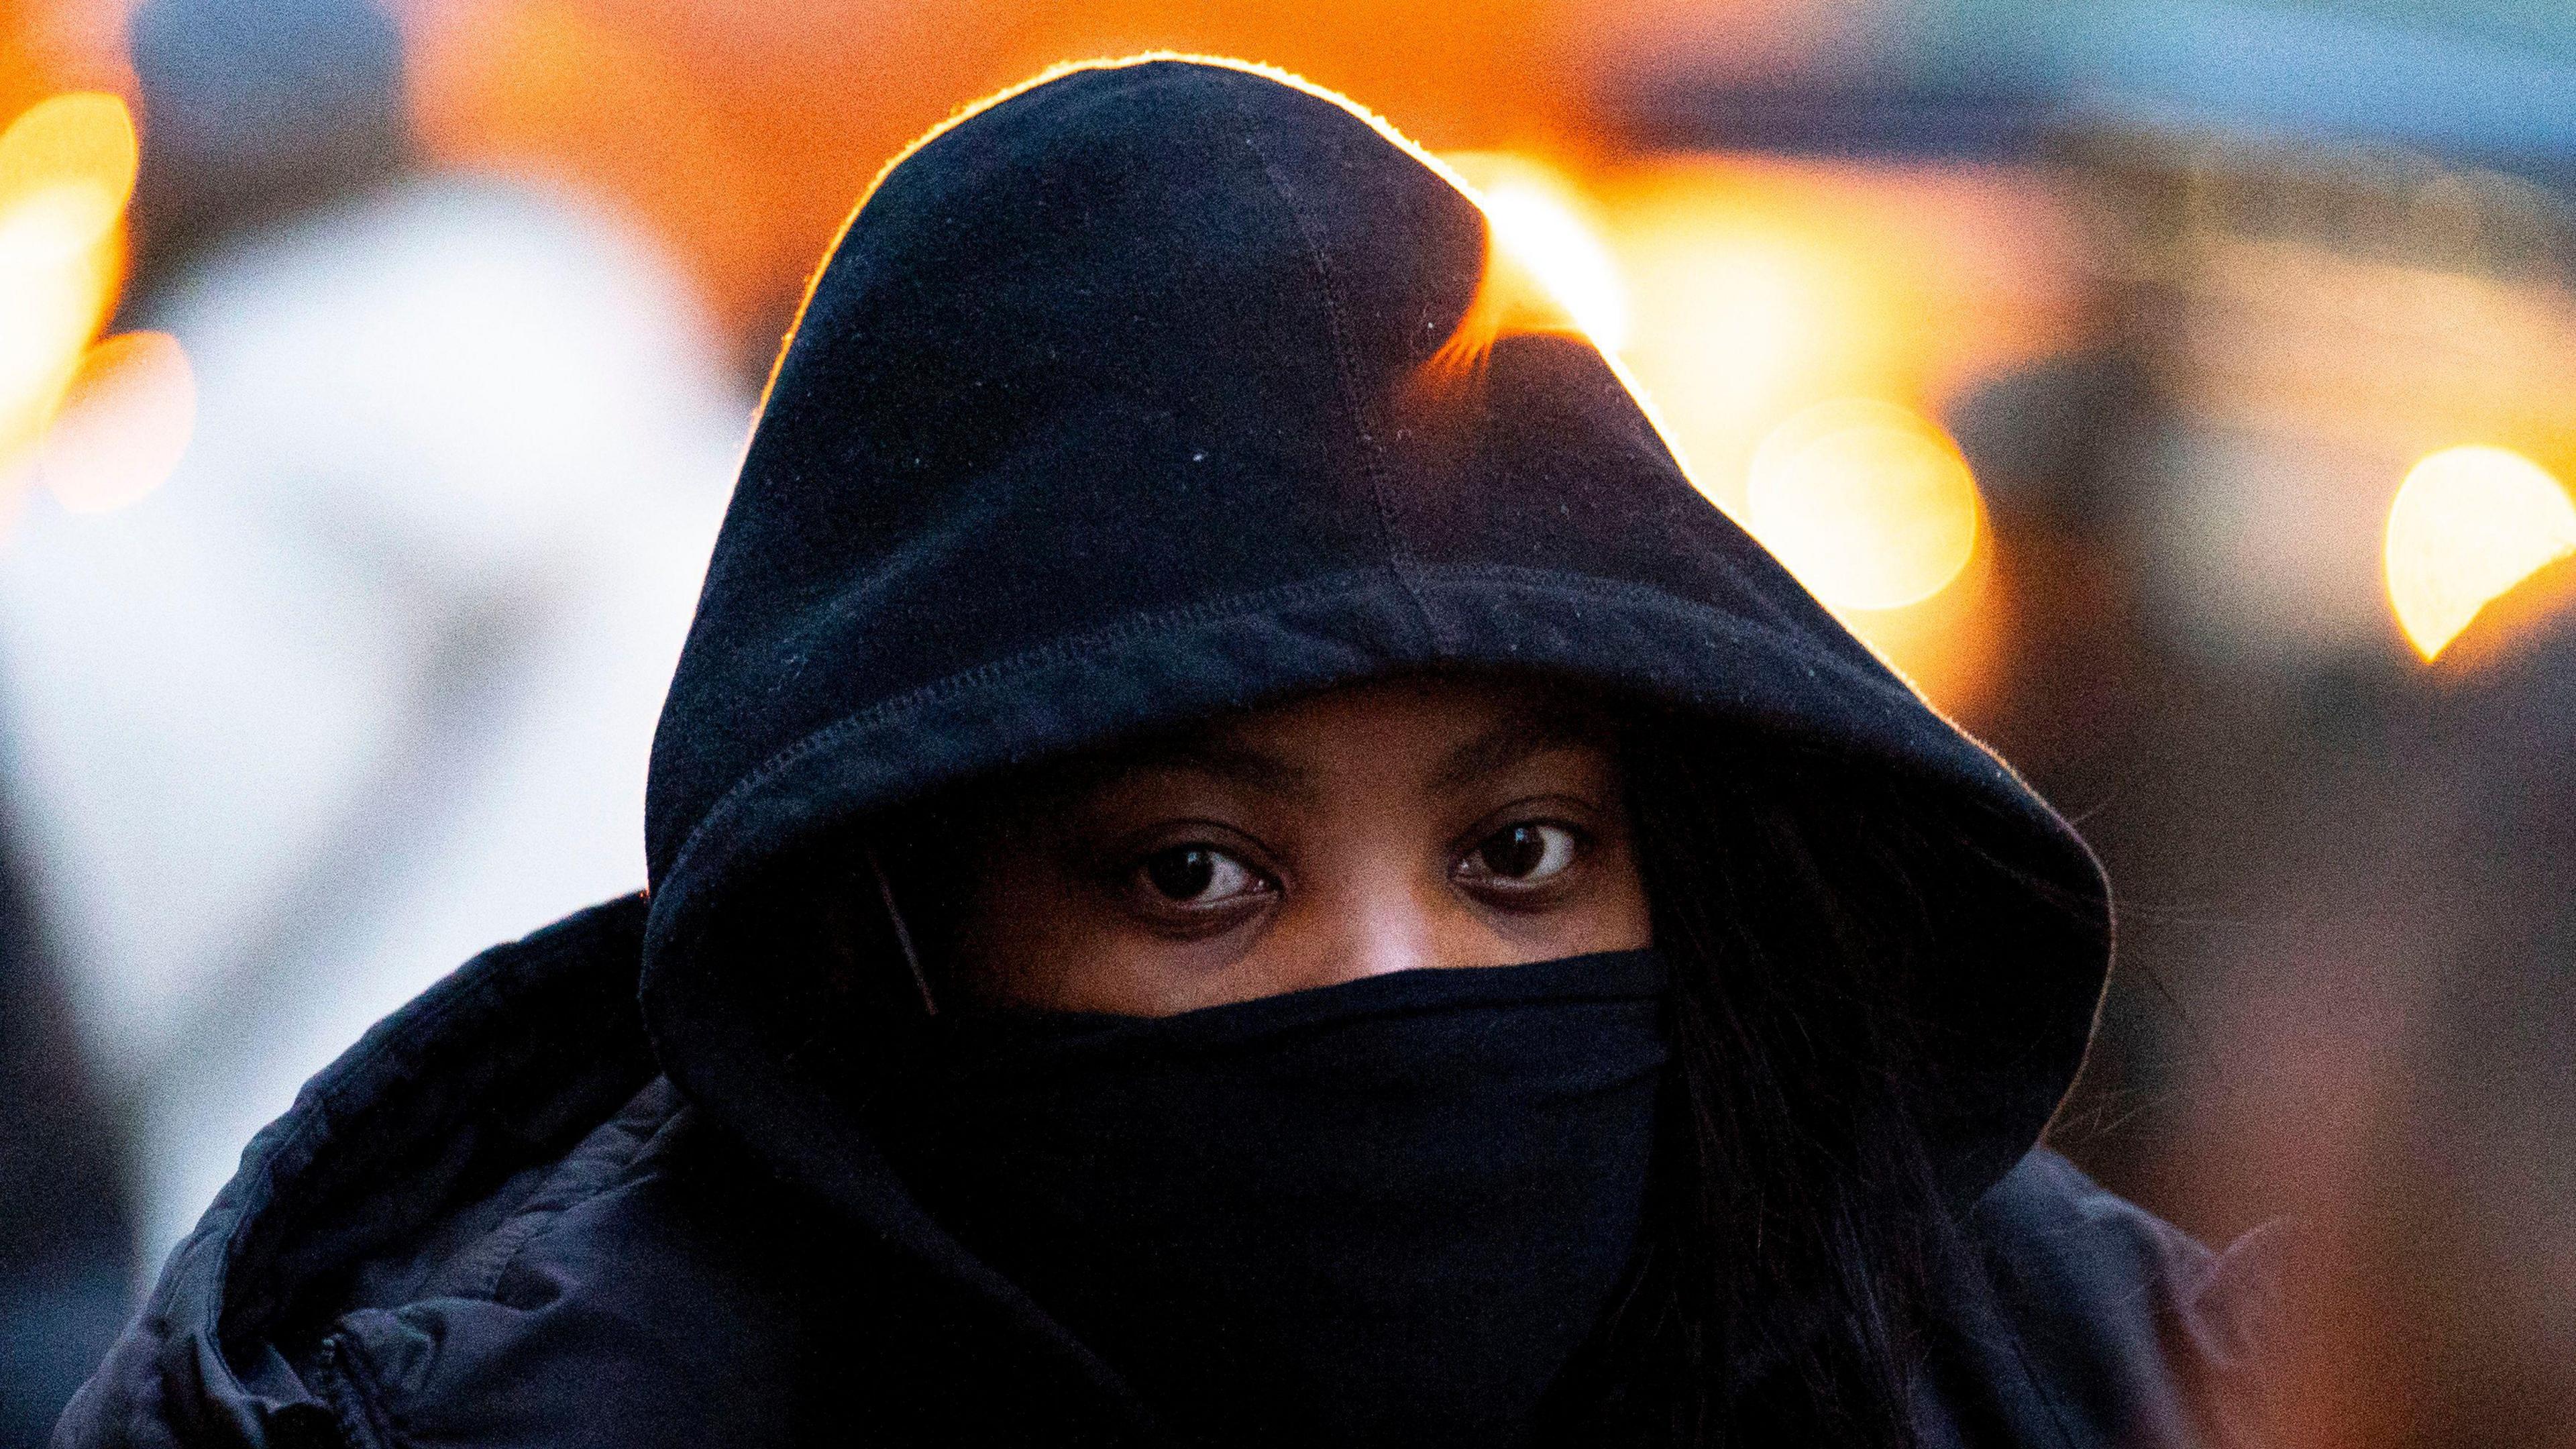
[867,950,1667,1449]
[59,55,2267,1448]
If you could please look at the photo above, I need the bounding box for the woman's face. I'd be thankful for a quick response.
[945,676,1652,1016]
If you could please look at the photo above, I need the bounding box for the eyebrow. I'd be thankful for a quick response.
[1426,710,1609,794]
[1127,739,1322,804]
[1067,700,1611,805]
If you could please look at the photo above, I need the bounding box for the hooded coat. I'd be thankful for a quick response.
[58,57,2278,1449]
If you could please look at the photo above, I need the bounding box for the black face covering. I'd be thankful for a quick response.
[863,949,1668,1448]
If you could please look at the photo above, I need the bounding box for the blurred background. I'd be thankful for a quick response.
[2,0,2571,1442]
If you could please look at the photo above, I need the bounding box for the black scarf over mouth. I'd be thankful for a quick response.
[864,950,1669,1448]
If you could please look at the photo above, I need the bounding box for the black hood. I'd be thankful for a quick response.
[639,49,2108,1333]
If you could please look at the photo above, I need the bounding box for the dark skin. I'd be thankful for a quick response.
[946,676,1653,1016]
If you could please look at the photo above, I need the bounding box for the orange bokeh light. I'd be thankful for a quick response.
[2384,444,2576,661]
[1601,156,2080,517]
[0,89,135,470]
[1595,157,2067,715]
[1746,398,1983,612]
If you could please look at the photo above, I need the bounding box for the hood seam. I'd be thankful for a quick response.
[1224,81,1439,647]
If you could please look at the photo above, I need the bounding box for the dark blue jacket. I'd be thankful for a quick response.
[62,57,2277,1446]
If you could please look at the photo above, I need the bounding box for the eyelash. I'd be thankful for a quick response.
[1134,842,1273,908]
[1452,818,1589,895]
[1116,813,1591,919]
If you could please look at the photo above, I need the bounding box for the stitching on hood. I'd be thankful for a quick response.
[1222,78,1438,644]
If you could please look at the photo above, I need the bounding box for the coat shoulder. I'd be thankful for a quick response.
[311,1078,826,1449]
[54,896,668,1448]
[1953,1147,2287,1448]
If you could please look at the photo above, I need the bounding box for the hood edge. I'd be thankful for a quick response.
[642,563,2111,1219]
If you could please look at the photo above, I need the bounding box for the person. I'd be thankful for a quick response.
[0,0,741,1278]
[56,56,2275,1448]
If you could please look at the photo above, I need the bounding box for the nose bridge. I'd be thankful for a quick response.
[1322,847,1459,980]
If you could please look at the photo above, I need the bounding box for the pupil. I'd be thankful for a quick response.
[1487,825,1545,877]
[1147,847,1216,900]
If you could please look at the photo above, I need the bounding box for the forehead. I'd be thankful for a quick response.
[914,677,1626,845]
[1085,673,1622,808]
[955,674,1625,830]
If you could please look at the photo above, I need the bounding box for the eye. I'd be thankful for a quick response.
[1456,822,1579,887]
[1137,844,1269,908]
